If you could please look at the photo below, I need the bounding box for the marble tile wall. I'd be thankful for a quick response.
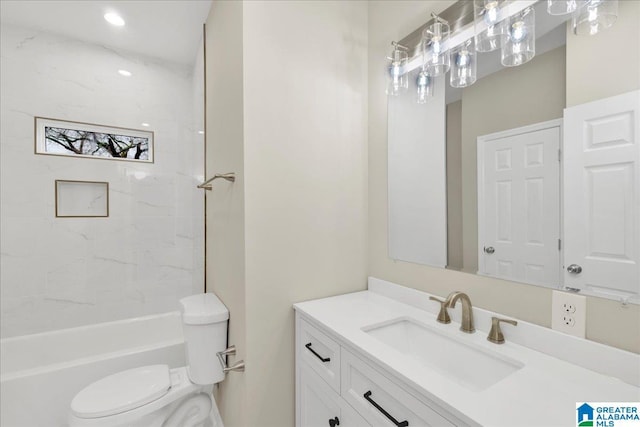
[0,25,205,338]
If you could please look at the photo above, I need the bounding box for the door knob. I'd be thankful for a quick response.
[484,246,495,254]
[567,264,582,274]
[329,416,340,427]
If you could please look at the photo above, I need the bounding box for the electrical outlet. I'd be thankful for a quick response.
[552,290,586,338]
[562,315,575,327]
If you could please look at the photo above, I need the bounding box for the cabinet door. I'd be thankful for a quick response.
[563,90,640,299]
[299,363,370,427]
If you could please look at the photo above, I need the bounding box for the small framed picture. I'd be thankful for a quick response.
[35,117,154,163]
[55,180,109,218]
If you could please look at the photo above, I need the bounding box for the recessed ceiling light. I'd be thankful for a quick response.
[104,12,125,27]
[118,69,132,77]
[141,123,150,127]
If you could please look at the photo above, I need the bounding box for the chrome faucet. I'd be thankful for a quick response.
[446,291,475,333]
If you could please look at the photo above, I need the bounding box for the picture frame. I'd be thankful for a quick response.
[35,117,154,163]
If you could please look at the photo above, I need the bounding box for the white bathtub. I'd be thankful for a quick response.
[1,312,185,427]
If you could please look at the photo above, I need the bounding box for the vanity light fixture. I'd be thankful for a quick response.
[386,0,620,96]
[547,0,588,15]
[450,38,477,88]
[572,0,618,35]
[474,0,506,52]
[422,14,451,77]
[118,69,132,77]
[501,6,535,67]
[386,42,409,96]
[104,12,125,27]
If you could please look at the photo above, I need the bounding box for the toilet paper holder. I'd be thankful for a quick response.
[216,345,245,373]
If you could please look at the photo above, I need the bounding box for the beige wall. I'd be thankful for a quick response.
[205,2,247,426]
[446,100,463,270]
[461,46,566,273]
[206,1,368,426]
[368,1,640,353]
[566,0,640,107]
[242,3,368,424]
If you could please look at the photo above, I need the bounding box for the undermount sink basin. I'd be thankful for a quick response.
[363,317,524,391]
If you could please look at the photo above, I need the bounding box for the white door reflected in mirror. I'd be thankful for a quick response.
[477,121,561,288]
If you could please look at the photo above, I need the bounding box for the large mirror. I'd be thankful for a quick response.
[388,0,639,303]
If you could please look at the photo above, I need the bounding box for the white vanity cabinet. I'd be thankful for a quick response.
[295,314,467,427]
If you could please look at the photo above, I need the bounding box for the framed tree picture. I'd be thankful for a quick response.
[35,117,154,163]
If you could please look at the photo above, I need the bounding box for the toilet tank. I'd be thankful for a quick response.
[179,293,229,385]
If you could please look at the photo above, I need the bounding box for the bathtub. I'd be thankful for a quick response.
[1,312,185,427]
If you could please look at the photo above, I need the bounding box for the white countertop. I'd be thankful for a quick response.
[294,283,640,427]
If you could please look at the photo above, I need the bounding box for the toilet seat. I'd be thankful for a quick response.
[69,367,214,427]
[71,365,171,418]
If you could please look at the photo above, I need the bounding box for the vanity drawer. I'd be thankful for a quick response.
[299,362,371,427]
[299,318,341,393]
[341,348,456,427]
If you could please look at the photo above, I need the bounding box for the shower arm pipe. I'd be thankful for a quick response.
[197,172,236,190]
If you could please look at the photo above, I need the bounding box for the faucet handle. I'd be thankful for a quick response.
[487,316,518,344]
[429,296,451,324]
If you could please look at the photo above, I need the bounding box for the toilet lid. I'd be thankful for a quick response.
[71,364,171,418]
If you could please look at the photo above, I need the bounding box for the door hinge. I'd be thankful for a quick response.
[558,149,561,162]
[558,239,561,250]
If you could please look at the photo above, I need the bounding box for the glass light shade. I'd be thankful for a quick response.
[572,0,618,35]
[450,39,477,88]
[386,48,409,96]
[501,6,535,67]
[422,21,450,77]
[415,70,434,104]
[547,0,588,15]
[474,0,506,52]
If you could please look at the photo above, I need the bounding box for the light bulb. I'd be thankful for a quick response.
[450,39,477,88]
[475,0,505,52]
[389,63,401,78]
[510,21,528,42]
[416,71,432,104]
[386,45,408,96]
[431,36,442,55]
[456,50,471,67]
[484,1,499,25]
[417,71,429,88]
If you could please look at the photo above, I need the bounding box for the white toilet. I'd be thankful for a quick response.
[68,294,229,427]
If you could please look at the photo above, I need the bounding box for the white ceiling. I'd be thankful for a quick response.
[0,0,211,65]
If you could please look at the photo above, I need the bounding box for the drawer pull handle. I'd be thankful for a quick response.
[305,342,331,363]
[329,416,340,427]
[363,391,409,427]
